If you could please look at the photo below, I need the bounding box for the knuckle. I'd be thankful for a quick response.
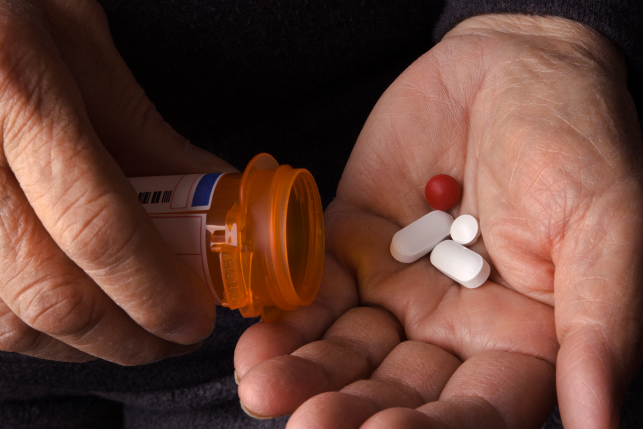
[0,305,40,353]
[54,188,115,253]
[133,306,185,336]
[18,281,101,338]
[55,192,142,271]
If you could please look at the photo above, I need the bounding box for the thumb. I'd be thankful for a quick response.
[554,183,643,429]
[43,0,236,175]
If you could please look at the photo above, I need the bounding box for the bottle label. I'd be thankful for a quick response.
[129,174,224,303]
[130,173,223,212]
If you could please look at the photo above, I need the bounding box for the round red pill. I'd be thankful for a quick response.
[424,174,461,211]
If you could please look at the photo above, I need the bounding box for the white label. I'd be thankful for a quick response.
[129,174,226,303]
[129,174,224,213]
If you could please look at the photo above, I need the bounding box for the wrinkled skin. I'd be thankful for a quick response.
[235,15,643,429]
[0,0,235,365]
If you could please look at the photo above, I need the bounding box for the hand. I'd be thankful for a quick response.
[235,15,643,429]
[0,0,233,364]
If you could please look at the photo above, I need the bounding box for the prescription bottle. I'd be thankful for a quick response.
[129,153,324,322]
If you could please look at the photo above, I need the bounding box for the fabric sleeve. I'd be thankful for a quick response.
[433,1,643,76]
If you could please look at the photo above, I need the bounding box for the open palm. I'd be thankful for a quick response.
[235,15,643,429]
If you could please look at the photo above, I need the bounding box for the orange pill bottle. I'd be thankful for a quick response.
[129,153,324,322]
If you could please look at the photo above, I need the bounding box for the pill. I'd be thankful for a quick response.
[430,240,490,288]
[424,175,461,211]
[450,214,481,246]
[390,210,453,263]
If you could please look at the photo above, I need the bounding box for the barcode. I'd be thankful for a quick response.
[138,190,172,204]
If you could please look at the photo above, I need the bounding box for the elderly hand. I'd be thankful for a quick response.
[235,15,643,429]
[0,0,233,365]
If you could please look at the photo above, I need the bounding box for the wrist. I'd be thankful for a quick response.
[444,14,627,79]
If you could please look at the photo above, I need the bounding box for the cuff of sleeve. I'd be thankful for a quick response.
[433,1,643,77]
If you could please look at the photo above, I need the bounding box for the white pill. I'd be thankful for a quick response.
[430,240,490,288]
[450,214,481,246]
[390,211,453,263]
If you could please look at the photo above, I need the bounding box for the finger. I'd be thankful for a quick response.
[554,188,643,429]
[238,306,403,418]
[0,166,201,363]
[0,3,216,350]
[286,341,460,429]
[362,351,556,429]
[42,0,237,175]
[0,295,93,362]
[235,249,360,376]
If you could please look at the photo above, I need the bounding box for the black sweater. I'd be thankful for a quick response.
[0,1,641,428]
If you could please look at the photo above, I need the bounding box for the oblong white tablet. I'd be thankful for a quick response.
[390,211,454,263]
[430,240,490,288]
[450,214,481,246]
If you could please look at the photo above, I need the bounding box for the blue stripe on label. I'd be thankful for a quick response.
[192,173,222,207]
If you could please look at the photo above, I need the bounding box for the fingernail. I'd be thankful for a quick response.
[234,370,240,385]
[240,401,273,420]
[169,341,202,357]
[168,315,214,344]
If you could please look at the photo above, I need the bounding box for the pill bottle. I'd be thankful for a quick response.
[128,153,324,322]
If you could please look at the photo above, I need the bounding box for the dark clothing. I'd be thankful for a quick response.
[435,0,643,75]
[1,1,641,428]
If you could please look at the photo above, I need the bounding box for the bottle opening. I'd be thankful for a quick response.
[283,169,323,305]
[269,164,324,308]
[286,183,306,288]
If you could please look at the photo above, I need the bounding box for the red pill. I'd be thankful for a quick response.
[424,174,461,211]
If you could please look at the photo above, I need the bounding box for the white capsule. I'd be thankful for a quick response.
[450,214,481,246]
[390,211,454,263]
[430,240,490,288]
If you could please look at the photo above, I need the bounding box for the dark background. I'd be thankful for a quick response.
[99,0,444,208]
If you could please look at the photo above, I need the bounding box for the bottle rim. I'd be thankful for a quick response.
[268,164,324,307]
